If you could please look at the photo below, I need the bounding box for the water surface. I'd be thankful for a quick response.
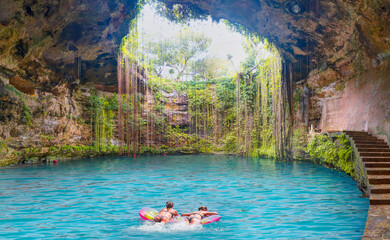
[0,155,368,239]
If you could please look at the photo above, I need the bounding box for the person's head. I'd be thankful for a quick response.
[166,201,174,209]
[198,206,207,211]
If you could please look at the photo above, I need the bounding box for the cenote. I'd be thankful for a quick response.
[2,0,390,239]
[0,155,368,239]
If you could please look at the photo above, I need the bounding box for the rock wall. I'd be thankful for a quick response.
[0,76,92,166]
[317,65,390,143]
[142,87,189,146]
[0,0,137,165]
[0,0,137,91]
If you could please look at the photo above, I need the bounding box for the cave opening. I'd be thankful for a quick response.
[86,1,293,159]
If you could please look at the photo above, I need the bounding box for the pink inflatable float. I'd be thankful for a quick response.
[139,207,221,225]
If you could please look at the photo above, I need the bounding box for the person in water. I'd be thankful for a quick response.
[153,201,179,223]
[181,206,218,225]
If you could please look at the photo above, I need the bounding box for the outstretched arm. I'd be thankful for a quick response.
[181,213,191,217]
[204,212,218,217]
[173,210,179,216]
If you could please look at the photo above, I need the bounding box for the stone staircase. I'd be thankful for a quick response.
[344,131,390,205]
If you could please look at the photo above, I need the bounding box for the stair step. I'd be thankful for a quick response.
[368,175,390,184]
[365,162,390,168]
[366,168,390,175]
[354,140,385,144]
[355,144,389,148]
[351,136,378,140]
[343,131,370,135]
[349,136,373,139]
[362,157,390,162]
[370,193,390,205]
[357,148,390,152]
[360,152,390,157]
[370,184,390,194]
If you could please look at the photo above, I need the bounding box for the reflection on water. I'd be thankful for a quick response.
[0,155,368,239]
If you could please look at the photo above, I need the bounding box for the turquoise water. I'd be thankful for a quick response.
[0,155,368,239]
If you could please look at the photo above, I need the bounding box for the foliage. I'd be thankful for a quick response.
[5,84,22,96]
[129,32,283,158]
[21,98,32,126]
[222,132,237,153]
[148,75,176,93]
[0,141,8,155]
[293,127,309,160]
[191,56,230,81]
[110,4,290,159]
[154,2,208,23]
[141,30,211,81]
[40,134,53,144]
[13,151,22,157]
[165,125,192,147]
[306,134,355,177]
[88,93,119,151]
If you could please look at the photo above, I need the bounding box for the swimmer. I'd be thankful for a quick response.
[153,201,179,223]
[181,206,218,225]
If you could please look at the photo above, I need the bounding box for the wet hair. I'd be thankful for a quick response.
[166,201,174,209]
[198,206,207,211]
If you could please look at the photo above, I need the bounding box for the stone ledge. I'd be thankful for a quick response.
[363,205,390,240]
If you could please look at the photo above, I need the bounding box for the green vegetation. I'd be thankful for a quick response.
[118,26,288,158]
[88,93,119,152]
[153,1,208,23]
[40,134,53,143]
[293,127,309,160]
[108,2,295,159]
[0,141,8,155]
[15,145,120,164]
[5,84,22,96]
[306,133,355,178]
[141,31,212,81]
[21,98,32,126]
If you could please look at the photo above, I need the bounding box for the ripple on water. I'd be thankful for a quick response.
[0,155,368,239]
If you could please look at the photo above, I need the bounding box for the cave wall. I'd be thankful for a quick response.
[0,0,138,165]
[317,64,390,142]
[0,0,137,90]
[143,88,189,147]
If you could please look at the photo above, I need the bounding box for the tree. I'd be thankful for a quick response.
[142,30,211,81]
[191,57,229,81]
[144,40,175,77]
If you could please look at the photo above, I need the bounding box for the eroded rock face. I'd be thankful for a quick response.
[0,0,137,89]
[317,66,390,139]
[0,75,91,164]
[142,87,189,146]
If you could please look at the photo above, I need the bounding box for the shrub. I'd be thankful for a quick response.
[222,132,237,153]
[21,101,32,126]
[306,133,355,178]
